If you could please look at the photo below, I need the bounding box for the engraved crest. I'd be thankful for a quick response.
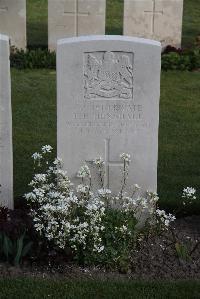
[84,51,134,99]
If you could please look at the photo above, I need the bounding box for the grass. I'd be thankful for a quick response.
[106,0,124,35]
[11,69,200,213]
[159,71,200,212]
[182,0,200,47]
[0,278,200,298]
[27,0,48,49]
[26,0,200,48]
[11,69,56,205]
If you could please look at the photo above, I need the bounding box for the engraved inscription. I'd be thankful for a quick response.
[65,103,146,135]
[84,51,134,100]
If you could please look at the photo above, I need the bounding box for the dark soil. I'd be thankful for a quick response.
[0,216,199,281]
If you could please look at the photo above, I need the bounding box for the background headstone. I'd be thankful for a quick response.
[57,36,161,195]
[0,0,26,49]
[0,34,13,209]
[123,0,184,48]
[48,0,106,51]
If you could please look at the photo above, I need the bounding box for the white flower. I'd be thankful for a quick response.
[93,245,104,253]
[32,152,42,160]
[93,157,105,166]
[34,174,47,183]
[53,157,63,165]
[120,153,131,163]
[24,192,36,201]
[77,184,90,194]
[133,184,140,190]
[77,164,91,178]
[41,145,53,154]
[98,188,111,197]
[182,187,196,202]
[119,225,128,233]
[156,209,176,228]
[183,187,196,195]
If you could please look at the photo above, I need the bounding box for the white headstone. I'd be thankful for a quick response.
[123,0,184,48]
[0,34,13,209]
[48,0,106,51]
[0,0,26,49]
[57,36,161,195]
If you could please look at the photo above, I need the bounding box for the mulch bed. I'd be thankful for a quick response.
[0,216,199,281]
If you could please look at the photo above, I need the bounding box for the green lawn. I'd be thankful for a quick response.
[12,69,200,213]
[0,278,200,299]
[106,0,124,35]
[159,71,200,212]
[27,0,200,48]
[182,0,200,47]
[12,69,56,205]
[27,0,48,48]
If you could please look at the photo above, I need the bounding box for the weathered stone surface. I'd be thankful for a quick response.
[0,34,13,209]
[48,0,106,51]
[0,0,26,49]
[123,0,183,48]
[57,35,161,195]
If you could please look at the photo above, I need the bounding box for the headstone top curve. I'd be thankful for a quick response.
[57,35,161,47]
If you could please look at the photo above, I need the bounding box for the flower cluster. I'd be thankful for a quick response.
[156,209,176,228]
[120,153,131,163]
[25,146,176,266]
[182,187,197,205]
[77,164,91,178]
[93,157,105,166]
[25,147,105,254]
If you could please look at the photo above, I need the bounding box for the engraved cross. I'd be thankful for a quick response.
[86,138,123,188]
[144,0,163,34]
[104,138,123,188]
[63,0,90,36]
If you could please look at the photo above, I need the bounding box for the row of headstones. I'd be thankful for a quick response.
[1,32,161,209]
[0,0,184,50]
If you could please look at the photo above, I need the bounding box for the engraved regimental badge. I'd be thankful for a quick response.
[84,51,134,100]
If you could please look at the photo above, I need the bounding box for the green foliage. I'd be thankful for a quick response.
[10,47,200,71]
[162,49,200,71]
[84,209,138,272]
[191,49,200,69]
[162,52,191,71]
[175,242,191,263]
[0,232,33,266]
[10,48,56,69]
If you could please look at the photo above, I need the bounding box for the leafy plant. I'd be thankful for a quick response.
[10,47,56,69]
[0,206,34,265]
[175,242,191,263]
[25,145,175,271]
[0,231,33,266]
[9,45,200,71]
